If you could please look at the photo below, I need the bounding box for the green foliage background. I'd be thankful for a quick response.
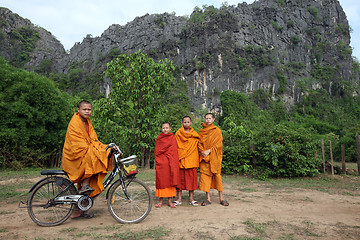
[0,57,74,168]
[1,49,360,180]
[93,50,189,168]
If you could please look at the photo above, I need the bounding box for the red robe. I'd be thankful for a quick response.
[154,132,180,189]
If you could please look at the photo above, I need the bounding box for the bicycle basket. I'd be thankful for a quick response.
[118,155,138,176]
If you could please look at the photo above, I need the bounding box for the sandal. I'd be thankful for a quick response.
[168,203,176,208]
[71,212,94,219]
[155,202,163,208]
[78,185,94,195]
[172,200,182,206]
[189,200,198,206]
[220,200,229,206]
[201,199,211,206]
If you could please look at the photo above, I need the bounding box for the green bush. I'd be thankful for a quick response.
[252,124,320,179]
[10,26,40,67]
[221,117,253,174]
[0,57,73,168]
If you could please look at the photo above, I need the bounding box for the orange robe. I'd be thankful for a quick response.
[175,126,200,191]
[198,123,223,192]
[175,126,200,169]
[154,132,180,197]
[62,112,112,197]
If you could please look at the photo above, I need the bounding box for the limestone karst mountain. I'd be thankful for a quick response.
[0,0,358,111]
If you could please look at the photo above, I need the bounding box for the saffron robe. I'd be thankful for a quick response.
[62,112,112,197]
[175,126,200,169]
[175,126,200,191]
[198,123,223,192]
[154,132,180,190]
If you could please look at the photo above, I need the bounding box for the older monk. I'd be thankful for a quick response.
[198,113,229,206]
[62,100,112,218]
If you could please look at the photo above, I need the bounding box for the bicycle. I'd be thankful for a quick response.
[25,143,153,227]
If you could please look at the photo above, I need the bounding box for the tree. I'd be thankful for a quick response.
[96,50,176,168]
[0,57,73,168]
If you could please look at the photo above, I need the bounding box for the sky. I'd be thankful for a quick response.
[0,0,359,60]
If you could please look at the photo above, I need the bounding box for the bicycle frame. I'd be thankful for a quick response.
[25,143,152,226]
[103,151,136,201]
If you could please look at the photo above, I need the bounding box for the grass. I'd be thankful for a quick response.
[1,168,359,203]
[60,227,77,233]
[243,219,266,236]
[0,167,49,180]
[110,226,171,239]
[232,219,322,240]
[0,181,34,202]
[333,161,358,170]
[1,168,360,239]
[91,224,123,231]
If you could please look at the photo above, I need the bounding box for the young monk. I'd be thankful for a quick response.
[154,122,180,208]
[198,113,229,206]
[174,116,200,206]
[62,100,113,218]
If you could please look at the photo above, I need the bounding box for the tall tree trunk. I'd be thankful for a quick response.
[145,147,150,169]
[140,146,145,168]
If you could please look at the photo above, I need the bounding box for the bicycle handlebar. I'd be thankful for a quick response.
[106,143,123,156]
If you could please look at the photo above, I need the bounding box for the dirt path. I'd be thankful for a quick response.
[1,172,360,240]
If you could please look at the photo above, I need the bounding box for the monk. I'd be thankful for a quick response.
[198,113,229,206]
[174,116,200,206]
[154,122,180,208]
[62,100,113,218]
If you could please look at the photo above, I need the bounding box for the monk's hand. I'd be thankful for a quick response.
[202,149,211,157]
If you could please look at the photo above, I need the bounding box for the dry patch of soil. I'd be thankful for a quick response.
[1,171,360,240]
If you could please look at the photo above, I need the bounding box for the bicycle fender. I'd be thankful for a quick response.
[28,177,72,193]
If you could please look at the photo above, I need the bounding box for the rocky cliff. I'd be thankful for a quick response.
[0,7,66,72]
[1,0,358,112]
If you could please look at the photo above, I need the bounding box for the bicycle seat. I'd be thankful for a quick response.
[41,170,67,175]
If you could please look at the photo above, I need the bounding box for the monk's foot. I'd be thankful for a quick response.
[189,200,198,206]
[220,200,229,206]
[172,200,182,206]
[168,203,176,208]
[70,211,82,219]
[71,212,94,219]
[79,185,94,195]
[201,199,211,206]
[155,202,163,208]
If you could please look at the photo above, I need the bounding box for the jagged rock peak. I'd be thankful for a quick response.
[0,7,66,72]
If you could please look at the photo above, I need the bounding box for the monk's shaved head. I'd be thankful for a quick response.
[205,113,215,119]
[78,100,92,108]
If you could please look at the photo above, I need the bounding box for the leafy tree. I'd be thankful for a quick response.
[0,57,73,168]
[220,90,321,179]
[9,26,40,67]
[163,79,191,130]
[252,123,320,179]
[95,50,176,168]
[221,117,253,174]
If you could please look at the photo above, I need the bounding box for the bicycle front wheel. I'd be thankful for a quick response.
[107,178,152,223]
[27,177,77,226]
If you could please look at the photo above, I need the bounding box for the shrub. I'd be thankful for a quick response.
[252,124,320,179]
[0,57,73,168]
[291,35,301,44]
[221,117,253,174]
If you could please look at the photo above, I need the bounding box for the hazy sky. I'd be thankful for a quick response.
[0,0,359,60]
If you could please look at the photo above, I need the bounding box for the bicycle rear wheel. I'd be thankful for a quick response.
[107,178,152,223]
[27,177,77,226]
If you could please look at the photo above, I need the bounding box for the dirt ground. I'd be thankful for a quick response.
[1,171,360,240]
